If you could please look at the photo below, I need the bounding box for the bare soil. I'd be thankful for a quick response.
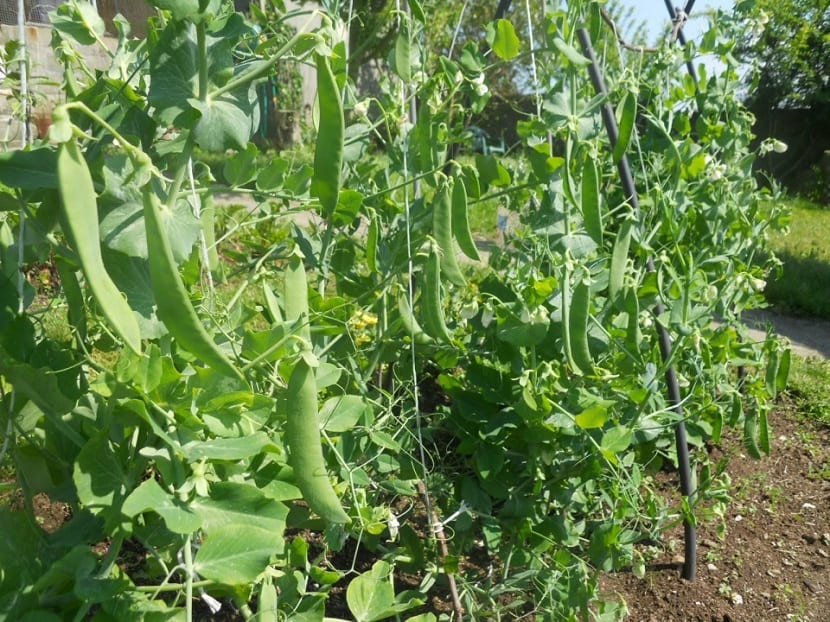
[600,395,830,622]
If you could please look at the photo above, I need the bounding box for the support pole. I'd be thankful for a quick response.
[577,28,697,582]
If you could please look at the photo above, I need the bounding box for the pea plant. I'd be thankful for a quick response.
[0,0,788,619]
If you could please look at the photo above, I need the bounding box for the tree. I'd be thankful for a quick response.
[736,0,830,115]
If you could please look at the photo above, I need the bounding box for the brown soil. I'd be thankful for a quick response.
[599,396,830,622]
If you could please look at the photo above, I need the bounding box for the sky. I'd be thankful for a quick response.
[628,0,735,46]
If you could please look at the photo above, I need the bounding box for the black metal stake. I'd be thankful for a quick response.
[577,28,697,581]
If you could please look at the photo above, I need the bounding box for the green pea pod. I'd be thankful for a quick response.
[421,244,452,343]
[613,91,636,164]
[624,289,642,356]
[608,219,633,308]
[764,347,780,399]
[310,53,343,219]
[568,279,593,375]
[366,210,379,273]
[433,179,465,286]
[262,281,283,325]
[397,293,433,345]
[57,141,141,354]
[743,411,762,459]
[142,188,243,381]
[283,249,311,344]
[55,258,87,345]
[581,155,602,245]
[286,358,351,525]
[451,176,481,261]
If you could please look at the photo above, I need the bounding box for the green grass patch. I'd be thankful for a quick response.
[765,197,830,318]
[787,356,830,428]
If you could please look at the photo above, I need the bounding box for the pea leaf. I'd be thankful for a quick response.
[191,482,288,539]
[489,19,521,60]
[319,395,371,433]
[194,524,281,585]
[182,432,277,461]
[347,560,425,622]
[574,404,607,429]
[122,479,202,534]
[0,148,58,189]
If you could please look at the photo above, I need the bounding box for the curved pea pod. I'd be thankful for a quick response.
[310,53,344,219]
[451,176,481,261]
[397,293,433,345]
[57,141,141,354]
[432,179,465,286]
[285,358,351,525]
[568,279,594,375]
[421,244,452,343]
[142,187,244,381]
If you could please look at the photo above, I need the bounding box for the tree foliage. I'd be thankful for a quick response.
[736,0,830,114]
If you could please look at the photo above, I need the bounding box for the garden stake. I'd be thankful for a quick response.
[577,28,697,581]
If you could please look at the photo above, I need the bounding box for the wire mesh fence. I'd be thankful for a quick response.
[0,0,67,25]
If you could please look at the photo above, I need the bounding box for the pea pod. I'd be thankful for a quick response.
[283,249,311,344]
[581,155,602,245]
[433,179,465,286]
[57,141,141,354]
[568,279,594,375]
[397,293,433,345]
[286,358,351,525]
[608,219,633,308]
[310,53,343,219]
[421,244,452,343]
[366,210,379,273]
[451,176,481,261]
[613,91,637,164]
[142,187,243,381]
[281,247,350,525]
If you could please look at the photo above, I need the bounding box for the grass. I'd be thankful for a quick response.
[786,356,830,428]
[764,197,830,317]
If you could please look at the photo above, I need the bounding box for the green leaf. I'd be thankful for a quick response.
[122,479,202,534]
[194,523,280,585]
[319,395,371,433]
[223,143,259,187]
[574,404,607,429]
[256,158,290,191]
[73,433,131,527]
[100,199,201,264]
[191,483,287,544]
[50,1,105,45]
[0,148,58,189]
[182,431,277,461]
[600,426,632,453]
[191,91,258,152]
[553,37,590,65]
[346,561,424,622]
[490,19,521,60]
[102,251,167,340]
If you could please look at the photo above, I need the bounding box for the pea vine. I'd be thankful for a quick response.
[0,0,788,620]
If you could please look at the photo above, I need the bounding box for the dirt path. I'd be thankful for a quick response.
[744,309,830,359]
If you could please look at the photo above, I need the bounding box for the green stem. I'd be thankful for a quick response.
[210,17,316,100]
[135,579,214,593]
[197,22,208,101]
[184,533,194,622]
